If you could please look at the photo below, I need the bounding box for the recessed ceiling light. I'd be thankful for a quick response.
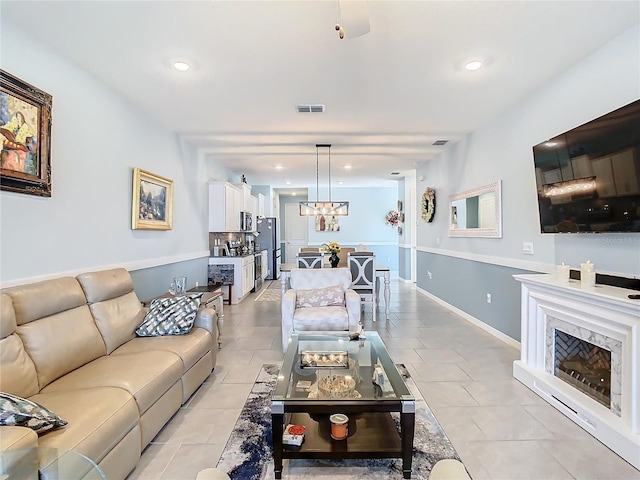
[275,165,283,170]
[172,61,190,72]
[344,165,351,169]
[285,181,291,185]
[465,60,483,71]
[292,192,296,196]
[338,181,343,185]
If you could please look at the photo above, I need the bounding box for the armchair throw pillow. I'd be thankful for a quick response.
[136,292,204,336]
[295,285,345,308]
[0,392,68,434]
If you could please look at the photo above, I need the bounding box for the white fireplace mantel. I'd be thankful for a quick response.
[513,274,640,470]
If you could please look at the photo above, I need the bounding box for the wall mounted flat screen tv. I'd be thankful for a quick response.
[533,99,640,233]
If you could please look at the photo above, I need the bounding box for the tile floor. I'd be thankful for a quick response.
[126,279,640,480]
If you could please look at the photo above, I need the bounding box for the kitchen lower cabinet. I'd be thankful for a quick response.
[208,255,255,304]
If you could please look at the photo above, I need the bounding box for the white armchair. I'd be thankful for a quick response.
[281,268,361,352]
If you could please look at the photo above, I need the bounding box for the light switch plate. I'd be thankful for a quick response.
[523,242,534,255]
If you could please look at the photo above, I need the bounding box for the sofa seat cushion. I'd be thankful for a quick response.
[292,306,349,331]
[110,327,213,373]
[41,351,182,414]
[31,387,139,467]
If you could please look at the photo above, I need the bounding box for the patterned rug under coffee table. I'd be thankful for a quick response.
[216,364,462,479]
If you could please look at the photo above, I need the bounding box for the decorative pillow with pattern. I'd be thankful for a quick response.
[0,392,68,434]
[136,292,204,336]
[295,285,345,308]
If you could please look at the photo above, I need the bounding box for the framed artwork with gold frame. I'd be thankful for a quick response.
[0,70,53,197]
[132,167,173,230]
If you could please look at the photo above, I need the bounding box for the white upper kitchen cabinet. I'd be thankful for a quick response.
[208,182,241,232]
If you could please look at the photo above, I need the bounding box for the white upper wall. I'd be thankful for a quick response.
[0,23,211,285]
[417,25,640,278]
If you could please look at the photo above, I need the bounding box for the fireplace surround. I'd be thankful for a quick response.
[513,274,639,470]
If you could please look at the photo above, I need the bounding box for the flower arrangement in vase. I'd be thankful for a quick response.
[321,241,341,268]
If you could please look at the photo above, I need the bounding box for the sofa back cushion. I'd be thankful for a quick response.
[290,268,352,291]
[0,294,39,398]
[3,277,107,390]
[76,268,145,354]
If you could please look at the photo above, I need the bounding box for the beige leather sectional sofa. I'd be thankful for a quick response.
[0,268,218,479]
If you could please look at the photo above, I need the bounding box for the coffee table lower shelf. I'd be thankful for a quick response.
[272,412,412,478]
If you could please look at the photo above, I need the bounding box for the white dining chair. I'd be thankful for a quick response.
[296,252,324,269]
[347,251,377,322]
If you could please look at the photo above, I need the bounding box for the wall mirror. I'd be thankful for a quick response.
[449,180,502,238]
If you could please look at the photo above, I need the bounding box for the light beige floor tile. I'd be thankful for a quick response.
[387,348,424,364]
[464,405,556,440]
[416,381,479,407]
[415,348,467,363]
[468,440,574,479]
[538,438,640,479]
[427,406,486,443]
[188,382,253,409]
[153,408,227,444]
[463,379,548,406]
[409,362,473,382]
[249,348,284,364]
[456,359,514,381]
[524,404,596,440]
[127,443,180,479]
[219,363,264,384]
[160,443,225,480]
[380,337,426,349]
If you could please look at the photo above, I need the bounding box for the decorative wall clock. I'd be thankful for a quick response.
[421,187,436,223]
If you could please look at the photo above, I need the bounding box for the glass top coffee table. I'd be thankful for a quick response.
[271,332,415,479]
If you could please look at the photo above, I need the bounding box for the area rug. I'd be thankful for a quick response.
[216,364,461,479]
[254,288,282,302]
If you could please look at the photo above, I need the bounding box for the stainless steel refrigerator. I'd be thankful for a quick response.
[256,217,281,280]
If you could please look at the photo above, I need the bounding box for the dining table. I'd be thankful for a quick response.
[279,263,391,320]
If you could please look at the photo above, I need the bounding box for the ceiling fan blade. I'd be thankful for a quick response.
[340,0,370,38]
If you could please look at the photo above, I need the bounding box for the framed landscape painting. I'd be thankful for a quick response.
[0,70,53,197]
[132,167,173,230]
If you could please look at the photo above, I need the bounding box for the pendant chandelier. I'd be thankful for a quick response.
[299,144,349,216]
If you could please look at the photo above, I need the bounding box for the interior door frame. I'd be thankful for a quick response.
[284,203,308,264]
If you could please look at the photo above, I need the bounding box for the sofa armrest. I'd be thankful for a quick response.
[345,289,362,331]
[281,290,297,352]
[194,307,217,341]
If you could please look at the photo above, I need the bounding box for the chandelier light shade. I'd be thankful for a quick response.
[300,144,349,216]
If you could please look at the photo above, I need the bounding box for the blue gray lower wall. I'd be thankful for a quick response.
[417,251,534,342]
[130,257,210,301]
[399,246,411,280]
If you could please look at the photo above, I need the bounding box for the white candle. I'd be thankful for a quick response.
[581,270,596,289]
[556,263,570,282]
[580,261,594,274]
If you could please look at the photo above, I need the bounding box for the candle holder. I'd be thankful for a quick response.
[329,413,349,440]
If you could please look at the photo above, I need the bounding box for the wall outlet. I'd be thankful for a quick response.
[523,242,534,255]
[195,281,199,288]
[436,237,440,245]
[427,271,432,279]
[486,293,492,304]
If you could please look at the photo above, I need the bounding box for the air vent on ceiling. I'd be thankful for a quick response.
[391,172,400,175]
[297,104,325,113]
[433,140,449,146]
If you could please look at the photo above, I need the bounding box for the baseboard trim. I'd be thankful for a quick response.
[417,286,521,351]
